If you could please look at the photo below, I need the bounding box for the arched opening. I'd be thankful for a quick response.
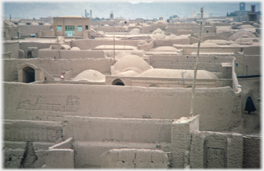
[112,79,125,86]
[27,51,32,58]
[22,66,35,83]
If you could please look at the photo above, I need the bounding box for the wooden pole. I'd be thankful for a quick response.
[190,7,203,116]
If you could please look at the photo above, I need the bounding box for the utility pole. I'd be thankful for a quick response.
[190,7,203,116]
[113,21,115,61]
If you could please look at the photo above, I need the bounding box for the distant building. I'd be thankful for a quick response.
[248,5,258,22]
[239,2,246,11]
[3,20,18,40]
[53,16,90,37]
[226,2,260,22]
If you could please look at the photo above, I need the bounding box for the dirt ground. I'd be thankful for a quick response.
[231,77,261,135]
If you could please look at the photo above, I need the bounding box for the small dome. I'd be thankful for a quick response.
[72,70,105,82]
[138,40,147,45]
[152,28,164,34]
[152,33,165,39]
[60,45,71,50]
[111,55,152,76]
[229,30,256,41]
[155,20,167,24]
[129,28,141,34]
[71,47,80,50]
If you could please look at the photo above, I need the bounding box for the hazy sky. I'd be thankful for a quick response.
[2,1,262,19]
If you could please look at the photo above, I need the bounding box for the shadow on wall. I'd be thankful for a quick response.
[22,66,35,83]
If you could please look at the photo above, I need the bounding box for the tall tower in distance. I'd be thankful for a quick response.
[85,9,89,17]
[239,2,245,11]
[110,11,114,19]
[90,10,92,19]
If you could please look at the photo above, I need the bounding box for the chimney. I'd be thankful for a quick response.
[251,5,255,12]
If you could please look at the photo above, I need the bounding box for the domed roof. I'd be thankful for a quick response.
[152,33,165,39]
[152,28,164,34]
[166,34,178,39]
[129,28,141,34]
[71,47,80,50]
[138,40,147,45]
[72,70,105,82]
[111,55,152,76]
[155,20,167,24]
[229,30,256,41]
[60,45,71,50]
[137,69,218,79]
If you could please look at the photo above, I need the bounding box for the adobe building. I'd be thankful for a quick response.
[3,20,18,40]
[53,16,90,38]
[2,5,261,168]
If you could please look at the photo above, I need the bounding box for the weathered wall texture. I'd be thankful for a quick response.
[63,116,172,143]
[38,49,105,59]
[100,149,170,168]
[173,46,241,55]
[44,137,74,168]
[4,120,63,142]
[62,116,171,168]
[3,119,62,168]
[3,58,114,81]
[18,25,51,38]
[171,115,243,169]
[4,82,241,131]
[19,42,55,52]
[243,135,260,168]
[106,76,232,88]
[244,55,260,76]
[149,54,259,77]
[71,39,141,50]
[171,115,200,168]
[190,131,243,168]
[149,55,232,72]
[3,41,19,58]
[4,141,54,168]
